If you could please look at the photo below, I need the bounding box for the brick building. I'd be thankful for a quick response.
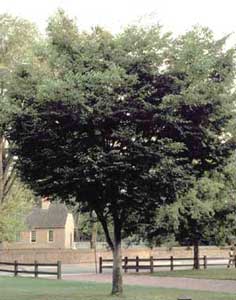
[3,198,75,249]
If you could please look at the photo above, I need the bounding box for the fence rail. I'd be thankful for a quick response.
[99,255,236,273]
[0,260,61,279]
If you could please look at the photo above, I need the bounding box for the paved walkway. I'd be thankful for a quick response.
[63,273,236,294]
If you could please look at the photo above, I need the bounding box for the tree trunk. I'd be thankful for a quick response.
[96,211,123,295]
[112,231,123,295]
[193,240,200,269]
[90,211,97,249]
[0,136,3,203]
[90,221,97,249]
[73,211,80,242]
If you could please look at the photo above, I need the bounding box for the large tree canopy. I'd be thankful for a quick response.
[8,10,236,294]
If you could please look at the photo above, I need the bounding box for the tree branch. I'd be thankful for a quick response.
[96,211,114,251]
[3,170,16,201]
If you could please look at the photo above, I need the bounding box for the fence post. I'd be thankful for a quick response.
[150,256,154,273]
[57,261,62,280]
[136,256,139,272]
[34,260,38,278]
[203,256,207,269]
[14,260,18,277]
[170,256,174,271]
[99,257,103,274]
[124,256,128,273]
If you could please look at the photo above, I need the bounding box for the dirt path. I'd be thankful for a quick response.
[63,273,236,294]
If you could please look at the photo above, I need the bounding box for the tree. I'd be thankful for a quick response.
[8,11,236,294]
[143,164,236,269]
[178,169,236,269]
[72,208,102,248]
[0,14,38,203]
[140,28,236,269]
[0,178,34,242]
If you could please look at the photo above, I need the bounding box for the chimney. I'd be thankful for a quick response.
[41,196,50,209]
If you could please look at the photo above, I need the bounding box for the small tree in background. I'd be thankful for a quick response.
[143,161,236,269]
[0,178,34,242]
[0,14,38,203]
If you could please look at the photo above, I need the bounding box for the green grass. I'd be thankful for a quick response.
[151,268,236,280]
[0,276,235,300]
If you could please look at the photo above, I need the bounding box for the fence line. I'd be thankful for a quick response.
[0,260,61,279]
[99,255,236,273]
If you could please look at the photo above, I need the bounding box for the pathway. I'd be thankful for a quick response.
[63,273,236,294]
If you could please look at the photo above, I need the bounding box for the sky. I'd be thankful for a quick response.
[0,0,236,41]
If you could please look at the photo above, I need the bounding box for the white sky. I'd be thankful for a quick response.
[1,0,236,41]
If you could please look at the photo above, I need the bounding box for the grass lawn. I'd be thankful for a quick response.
[0,276,235,300]
[151,268,236,280]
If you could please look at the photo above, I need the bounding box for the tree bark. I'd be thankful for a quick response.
[0,136,16,203]
[73,211,80,242]
[193,240,200,269]
[96,211,123,295]
[0,136,3,203]
[97,213,114,251]
[112,225,123,295]
[90,211,97,249]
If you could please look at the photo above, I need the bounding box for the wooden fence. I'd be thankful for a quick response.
[99,256,236,273]
[0,260,62,279]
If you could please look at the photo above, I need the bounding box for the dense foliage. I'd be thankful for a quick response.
[0,179,34,242]
[0,14,37,240]
[7,10,236,292]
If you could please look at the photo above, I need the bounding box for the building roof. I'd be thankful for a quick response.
[26,203,68,229]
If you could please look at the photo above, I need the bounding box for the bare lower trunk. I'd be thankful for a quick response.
[90,211,97,249]
[73,211,80,242]
[90,222,97,249]
[112,237,123,295]
[96,211,123,295]
[193,240,200,270]
[0,136,3,203]
[0,136,15,203]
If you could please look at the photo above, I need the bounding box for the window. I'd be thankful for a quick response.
[31,230,36,243]
[48,230,54,242]
[15,232,21,242]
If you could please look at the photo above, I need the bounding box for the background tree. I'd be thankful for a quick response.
[0,178,34,242]
[72,208,103,249]
[142,28,236,269]
[144,165,236,269]
[8,11,236,294]
[0,14,38,203]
